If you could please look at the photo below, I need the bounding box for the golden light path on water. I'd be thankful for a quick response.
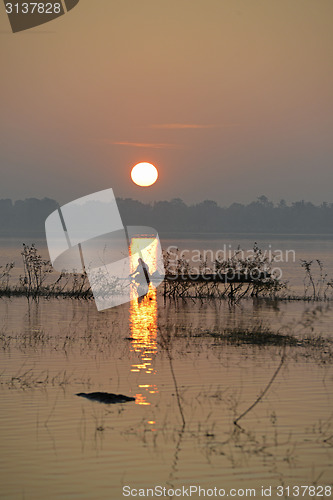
[129,237,159,413]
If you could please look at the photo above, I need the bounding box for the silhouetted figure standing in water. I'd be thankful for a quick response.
[130,258,151,302]
[130,258,151,286]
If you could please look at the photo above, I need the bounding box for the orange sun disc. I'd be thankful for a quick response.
[131,162,158,187]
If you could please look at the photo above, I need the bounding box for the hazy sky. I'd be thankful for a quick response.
[1,0,332,206]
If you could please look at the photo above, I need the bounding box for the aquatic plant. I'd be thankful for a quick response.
[158,326,186,428]
[20,243,53,295]
[301,259,333,300]
[0,262,14,291]
[163,243,286,301]
[0,243,91,299]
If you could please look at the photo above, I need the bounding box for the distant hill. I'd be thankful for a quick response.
[0,195,333,237]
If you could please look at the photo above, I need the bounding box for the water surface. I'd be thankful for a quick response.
[0,294,332,499]
[1,236,333,499]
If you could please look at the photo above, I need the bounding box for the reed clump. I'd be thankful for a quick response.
[301,259,333,300]
[163,243,287,301]
[0,244,92,299]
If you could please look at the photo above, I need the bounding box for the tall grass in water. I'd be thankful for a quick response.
[0,243,92,299]
[20,243,53,296]
[0,262,14,292]
[301,259,333,300]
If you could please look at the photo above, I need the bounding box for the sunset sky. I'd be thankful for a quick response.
[0,0,332,206]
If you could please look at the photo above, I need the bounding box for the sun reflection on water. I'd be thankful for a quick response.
[129,237,159,407]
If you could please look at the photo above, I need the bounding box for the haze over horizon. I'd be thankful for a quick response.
[1,0,332,207]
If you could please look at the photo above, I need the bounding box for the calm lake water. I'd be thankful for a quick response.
[0,236,333,499]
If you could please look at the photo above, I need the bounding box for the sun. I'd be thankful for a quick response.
[131,162,158,187]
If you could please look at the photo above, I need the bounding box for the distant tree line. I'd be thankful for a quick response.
[0,195,333,237]
[0,198,59,237]
[117,195,333,235]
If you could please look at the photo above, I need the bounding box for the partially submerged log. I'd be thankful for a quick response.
[76,392,135,404]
